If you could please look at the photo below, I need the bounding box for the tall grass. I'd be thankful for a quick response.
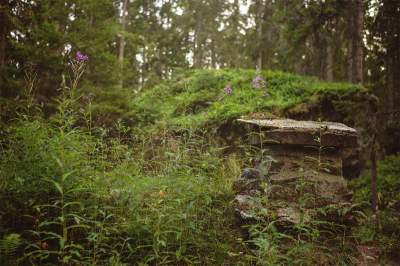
[0,90,248,264]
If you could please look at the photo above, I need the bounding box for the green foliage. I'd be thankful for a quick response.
[0,233,22,265]
[351,155,400,208]
[240,197,357,265]
[0,100,248,265]
[350,155,400,260]
[130,69,365,133]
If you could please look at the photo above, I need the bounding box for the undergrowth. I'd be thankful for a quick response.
[0,62,249,264]
[350,155,400,262]
[0,65,393,265]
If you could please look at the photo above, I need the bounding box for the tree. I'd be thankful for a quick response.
[0,0,9,97]
[367,0,400,122]
[118,0,129,88]
[347,0,364,84]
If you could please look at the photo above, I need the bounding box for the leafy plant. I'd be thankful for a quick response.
[0,233,22,265]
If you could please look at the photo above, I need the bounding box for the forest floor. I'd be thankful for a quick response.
[0,69,399,265]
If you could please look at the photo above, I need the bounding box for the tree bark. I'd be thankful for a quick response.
[118,0,129,88]
[140,47,146,89]
[0,0,8,97]
[354,0,364,83]
[386,57,395,122]
[193,9,203,69]
[348,0,364,84]
[210,37,217,69]
[255,0,264,70]
[371,136,378,213]
[326,41,334,81]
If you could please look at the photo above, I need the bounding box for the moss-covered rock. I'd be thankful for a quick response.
[129,69,376,134]
[129,69,377,171]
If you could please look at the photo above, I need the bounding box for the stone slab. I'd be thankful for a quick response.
[237,118,358,148]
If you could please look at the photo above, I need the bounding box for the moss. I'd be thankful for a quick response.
[130,69,368,133]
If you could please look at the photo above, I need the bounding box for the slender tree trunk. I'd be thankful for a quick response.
[0,1,6,69]
[348,0,364,84]
[211,37,217,69]
[354,0,364,83]
[231,0,240,67]
[386,58,395,122]
[346,2,354,82]
[371,136,378,213]
[313,33,324,78]
[0,0,8,97]
[326,41,334,81]
[141,47,146,89]
[347,42,353,82]
[264,1,273,68]
[256,0,264,70]
[118,0,129,88]
[194,12,203,68]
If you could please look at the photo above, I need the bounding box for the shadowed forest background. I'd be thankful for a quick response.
[0,0,399,265]
[1,0,399,122]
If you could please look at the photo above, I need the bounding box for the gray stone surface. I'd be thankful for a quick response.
[237,118,358,148]
[233,118,358,227]
[237,118,357,134]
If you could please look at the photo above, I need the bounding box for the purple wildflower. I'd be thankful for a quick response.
[252,75,265,89]
[224,85,233,95]
[76,51,89,62]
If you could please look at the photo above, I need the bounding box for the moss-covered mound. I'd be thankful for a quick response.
[129,69,376,133]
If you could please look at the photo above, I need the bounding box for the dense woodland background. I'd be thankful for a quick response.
[1,0,399,126]
[0,0,400,265]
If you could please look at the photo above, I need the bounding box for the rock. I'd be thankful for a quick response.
[240,168,263,180]
[232,118,358,228]
[237,118,361,179]
[233,195,260,220]
[237,118,358,148]
[233,167,270,195]
[233,178,262,195]
[276,206,303,225]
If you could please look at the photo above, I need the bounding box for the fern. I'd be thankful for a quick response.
[0,233,21,257]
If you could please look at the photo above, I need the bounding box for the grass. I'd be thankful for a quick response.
[129,69,366,133]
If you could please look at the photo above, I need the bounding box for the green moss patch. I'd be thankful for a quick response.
[129,69,368,133]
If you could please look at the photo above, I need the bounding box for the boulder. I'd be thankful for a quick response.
[233,118,358,227]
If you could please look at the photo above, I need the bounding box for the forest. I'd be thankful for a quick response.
[0,0,399,265]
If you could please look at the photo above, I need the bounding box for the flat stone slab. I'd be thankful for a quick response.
[237,118,358,148]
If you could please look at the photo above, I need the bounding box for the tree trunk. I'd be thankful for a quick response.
[353,0,364,83]
[141,47,146,89]
[0,0,8,97]
[371,136,378,213]
[193,10,203,69]
[256,0,264,70]
[386,57,395,122]
[211,37,217,69]
[348,0,364,84]
[313,32,324,78]
[347,40,353,82]
[118,0,129,88]
[326,41,334,81]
